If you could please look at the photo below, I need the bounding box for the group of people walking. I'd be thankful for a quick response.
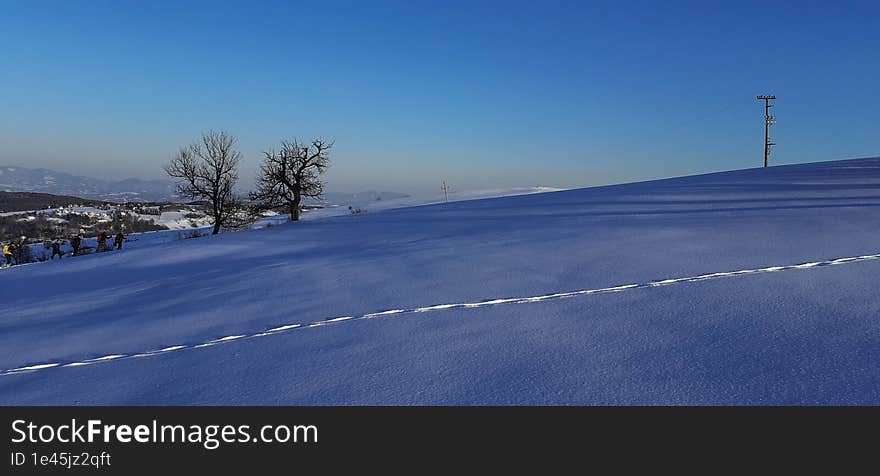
[2,231,126,267]
[94,231,126,253]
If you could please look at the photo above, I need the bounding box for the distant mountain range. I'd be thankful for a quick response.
[0,165,178,202]
[0,165,410,206]
[0,191,109,213]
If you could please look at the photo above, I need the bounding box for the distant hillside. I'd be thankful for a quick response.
[0,191,108,213]
[0,165,178,202]
[311,191,410,206]
[323,191,409,202]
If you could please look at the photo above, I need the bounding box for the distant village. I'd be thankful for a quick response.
[0,200,215,245]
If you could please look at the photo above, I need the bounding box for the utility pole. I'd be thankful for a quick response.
[756,95,776,167]
[441,180,449,203]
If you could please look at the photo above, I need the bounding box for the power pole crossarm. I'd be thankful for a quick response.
[757,95,776,168]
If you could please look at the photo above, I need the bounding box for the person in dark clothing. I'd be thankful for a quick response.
[70,235,82,256]
[50,240,63,260]
[114,232,125,250]
[97,232,108,253]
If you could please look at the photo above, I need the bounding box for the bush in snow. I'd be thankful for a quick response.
[11,240,33,264]
[177,230,206,240]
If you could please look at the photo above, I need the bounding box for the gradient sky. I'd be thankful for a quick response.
[1,0,878,194]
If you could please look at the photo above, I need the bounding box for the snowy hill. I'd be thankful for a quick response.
[296,185,566,221]
[2,157,880,405]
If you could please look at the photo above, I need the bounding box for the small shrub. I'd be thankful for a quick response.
[177,229,206,240]
[12,242,33,264]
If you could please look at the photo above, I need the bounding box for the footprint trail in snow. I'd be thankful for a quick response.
[2,252,878,377]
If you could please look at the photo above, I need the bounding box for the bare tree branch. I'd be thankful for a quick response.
[250,138,332,221]
[165,130,243,234]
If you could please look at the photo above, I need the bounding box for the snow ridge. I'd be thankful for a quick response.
[3,252,878,377]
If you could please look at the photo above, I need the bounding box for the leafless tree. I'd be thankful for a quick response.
[165,131,243,235]
[250,138,332,221]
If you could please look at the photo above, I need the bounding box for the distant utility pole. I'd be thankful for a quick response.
[756,95,776,168]
[441,180,449,203]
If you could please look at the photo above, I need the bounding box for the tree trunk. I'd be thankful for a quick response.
[290,195,301,221]
[212,205,221,234]
[211,200,222,234]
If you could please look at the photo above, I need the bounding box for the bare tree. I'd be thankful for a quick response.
[250,138,332,221]
[165,131,243,235]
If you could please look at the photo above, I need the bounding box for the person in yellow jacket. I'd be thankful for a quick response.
[2,242,14,267]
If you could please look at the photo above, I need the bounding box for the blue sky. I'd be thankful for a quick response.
[1,0,878,194]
